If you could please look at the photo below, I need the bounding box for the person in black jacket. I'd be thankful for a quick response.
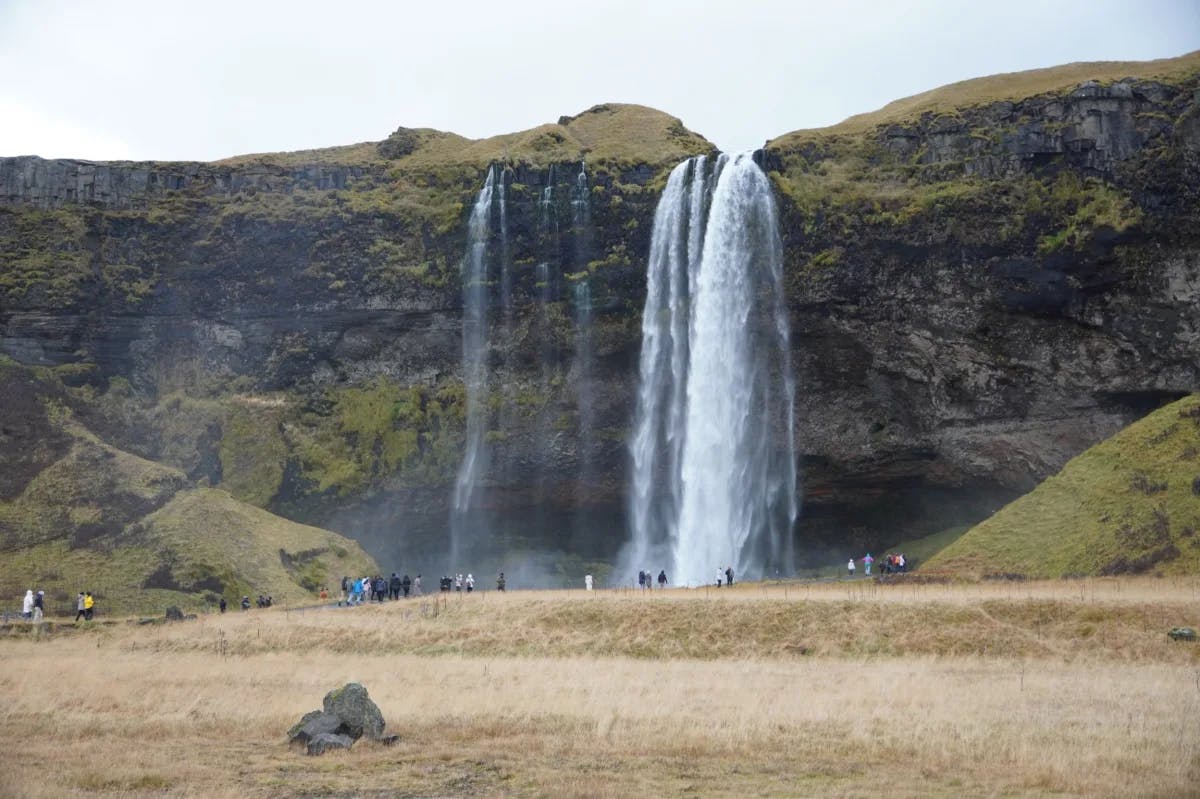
[389,573,402,601]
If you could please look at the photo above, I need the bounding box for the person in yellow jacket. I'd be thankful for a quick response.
[83,591,95,620]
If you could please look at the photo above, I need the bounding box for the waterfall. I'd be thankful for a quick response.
[571,162,595,498]
[626,153,796,586]
[451,165,504,566]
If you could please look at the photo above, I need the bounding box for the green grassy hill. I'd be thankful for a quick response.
[0,361,377,616]
[925,395,1200,578]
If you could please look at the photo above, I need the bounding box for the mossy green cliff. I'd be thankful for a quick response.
[1,54,1199,590]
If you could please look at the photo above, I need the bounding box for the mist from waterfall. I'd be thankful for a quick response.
[626,153,797,586]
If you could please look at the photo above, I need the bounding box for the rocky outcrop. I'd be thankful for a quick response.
[0,156,370,209]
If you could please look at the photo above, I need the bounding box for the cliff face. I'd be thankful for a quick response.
[766,67,1200,557]
[1,59,1199,576]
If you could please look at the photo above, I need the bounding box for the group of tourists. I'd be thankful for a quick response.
[438,573,477,593]
[637,569,668,589]
[18,589,94,622]
[340,573,421,604]
[847,552,906,577]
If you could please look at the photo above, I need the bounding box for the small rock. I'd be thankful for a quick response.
[288,711,344,745]
[165,606,184,621]
[306,733,354,755]
[1168,627,1196,642]
[377,734,400,746]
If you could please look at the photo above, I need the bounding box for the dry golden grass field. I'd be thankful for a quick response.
[2,578,1199,798]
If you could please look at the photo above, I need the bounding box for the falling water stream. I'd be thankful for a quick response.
[627,153,796,586]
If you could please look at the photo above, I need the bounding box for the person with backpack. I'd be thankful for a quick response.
[401,574,412,598]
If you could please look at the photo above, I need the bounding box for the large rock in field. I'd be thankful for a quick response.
[322,682,385,741]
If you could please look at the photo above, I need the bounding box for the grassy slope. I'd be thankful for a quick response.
[926,395,1200,578]
[770,49,1200,146]
[0,368,378,615]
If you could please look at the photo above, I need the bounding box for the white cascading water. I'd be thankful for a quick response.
[451,165,501,565]
[627,153,796,586]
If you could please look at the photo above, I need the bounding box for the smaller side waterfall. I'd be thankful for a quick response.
[451,165,504,566]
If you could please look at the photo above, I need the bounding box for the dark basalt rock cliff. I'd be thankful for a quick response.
[1,59,1198,575]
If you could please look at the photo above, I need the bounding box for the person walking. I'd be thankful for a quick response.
[496,572,506,591]
[862,553,873,576]
[847,558,856,578]
[83,591,95,620]
[75,592,86,621]
[32,590,44,623]
[413,574,422,595]
[21,589,33,620]
[657,570,667,589]
[402,574,412,598]
[219,597,227,613]
[725,566,734,587]
[466,574,475,592]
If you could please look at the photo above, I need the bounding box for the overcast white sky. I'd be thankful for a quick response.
[0,0,1197,162]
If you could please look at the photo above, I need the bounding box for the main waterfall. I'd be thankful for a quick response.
[627,153,797,586]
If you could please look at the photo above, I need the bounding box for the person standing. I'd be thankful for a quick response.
[402,574,412,598]
[862,553,874,576]
[83,591,94,620]
[715,569,723,587]
[413,574,422,595]
[657,570,667,589]
[75,592,86,621]
[584,574,593,591]
[496,572,506,591]
[32,590,44,623]
[21,589,33,620]
[466,574,475,592]
[219,597,227,613]
[847,558,856,578]
[725,566,734,587]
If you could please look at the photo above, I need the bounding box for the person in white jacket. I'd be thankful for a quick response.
[847,558,856,577]
[22,589,33,619]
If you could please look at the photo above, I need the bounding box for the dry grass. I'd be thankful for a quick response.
[2,581,1199,797]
